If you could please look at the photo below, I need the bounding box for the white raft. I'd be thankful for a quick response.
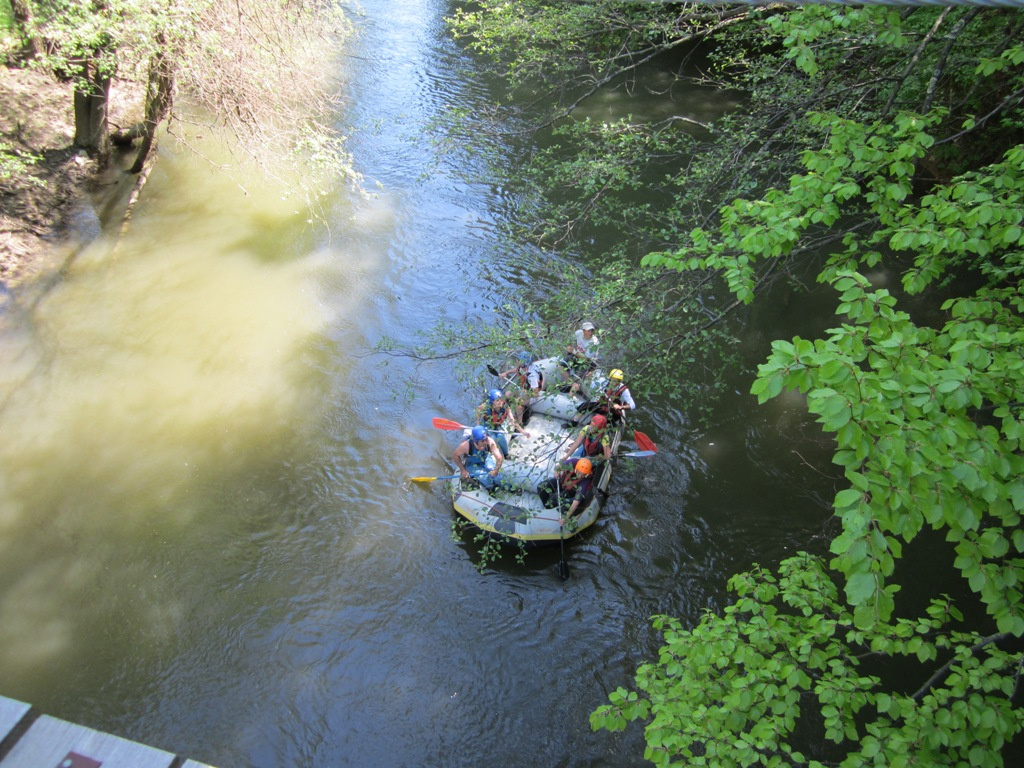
[448,359,622,544]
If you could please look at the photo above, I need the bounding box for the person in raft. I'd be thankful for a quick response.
[498,350,546,428]
[453,425,504,490]
[475,387,528,456]
[559,321,599,393]
[561,413,613,463]
[597,368,635,424]
[537,456,595,523]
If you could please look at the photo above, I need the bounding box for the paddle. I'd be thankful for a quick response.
[433,417,473,431]
[620,449,656,458]
[433,417,503,433]
[432,417,526,448]
[582,449,656,465]
[410,474,460,483]
[634,430,658,453]
[557,524,571,580]
[585,449,655,472]
[555,474,571,581]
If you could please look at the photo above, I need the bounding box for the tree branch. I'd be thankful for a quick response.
[911,632,1011,702]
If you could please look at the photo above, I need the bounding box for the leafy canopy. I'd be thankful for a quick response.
[443,1,1024,764]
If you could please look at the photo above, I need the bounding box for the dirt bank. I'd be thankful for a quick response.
[1,65,139,288]
[1,66,93,286]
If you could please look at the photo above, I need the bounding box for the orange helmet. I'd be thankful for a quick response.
[576,458,593,475]
[591,414,607,429]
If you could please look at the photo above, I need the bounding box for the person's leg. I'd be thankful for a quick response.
[464,455,496,488]
[478,453,500,489]
[537,478,557,508]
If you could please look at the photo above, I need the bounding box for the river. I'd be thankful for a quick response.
[0,1,838,766]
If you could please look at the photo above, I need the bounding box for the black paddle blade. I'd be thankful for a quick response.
[487,364,500,376]
[558,559,571,581]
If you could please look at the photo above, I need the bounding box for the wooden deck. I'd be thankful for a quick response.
[0,695,214,768]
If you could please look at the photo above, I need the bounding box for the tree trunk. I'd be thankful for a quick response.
[72,59,111,166]
[129,43,174,175]
[9,0,44,59]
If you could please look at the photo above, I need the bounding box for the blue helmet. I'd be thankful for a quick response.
[488,388,504,402]
[515,350,535,365]
[471,425,488,441]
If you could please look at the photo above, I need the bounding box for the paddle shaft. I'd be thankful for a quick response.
[410,474,461,483]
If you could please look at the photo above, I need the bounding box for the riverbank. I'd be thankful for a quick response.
[0,65,138,289]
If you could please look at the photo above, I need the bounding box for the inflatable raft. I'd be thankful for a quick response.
[446,358,624,544]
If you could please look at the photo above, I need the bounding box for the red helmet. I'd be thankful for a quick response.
[591,414,607,429]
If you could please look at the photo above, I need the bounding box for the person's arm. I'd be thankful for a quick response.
[561,432,583,462]
[507,404,528,434]
[602,437,612,461]
[612,389,635,417]
[488,439,504,475]
[453,442,470,478]
[620,387,636,411]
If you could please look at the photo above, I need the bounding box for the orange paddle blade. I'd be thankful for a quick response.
[634,430,658,453]
[432,417,468,431]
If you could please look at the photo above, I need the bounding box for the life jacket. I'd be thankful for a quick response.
[559,464,592,499]
[594,384,629,419]
[560,473,583,496]
[582,427,606,457]
[481,402,508,428]
[604,383,628,404]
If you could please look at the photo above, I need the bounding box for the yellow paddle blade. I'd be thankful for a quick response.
[410,474,459,483]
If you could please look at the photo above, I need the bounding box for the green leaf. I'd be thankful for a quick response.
[846,571,876,605]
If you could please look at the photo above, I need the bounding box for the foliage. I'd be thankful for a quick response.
[753,271,1024,633]
[646,97,1024,640]
[451,517,527,572]
[599,9,1023,768]
[0,140,43,187]
[3,0,358,203]
[444,1,1024,764]
[386,256,739,423]
[449,0,745,111]
[592,553,1022,767]
[436,4,1023,416]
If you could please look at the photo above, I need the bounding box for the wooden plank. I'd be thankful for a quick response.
[0,715,175,768]
[0,696,31,744]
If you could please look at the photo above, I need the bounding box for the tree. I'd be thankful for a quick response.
[438,4,1024,405]
[592,553,1021,767]
[4,0,355,213]
[7,0,44,59]
[609,128,1024,763]
[441,2,1024,763]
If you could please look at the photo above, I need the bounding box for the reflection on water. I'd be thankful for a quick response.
[0,139,345,692]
